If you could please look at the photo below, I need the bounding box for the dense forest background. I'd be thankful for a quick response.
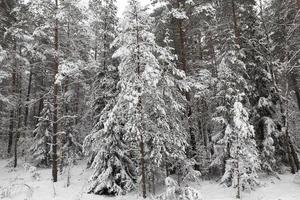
[1,0,300,199]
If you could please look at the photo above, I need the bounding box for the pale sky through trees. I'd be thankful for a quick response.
[78,0,151,16]
[25,0,152,17]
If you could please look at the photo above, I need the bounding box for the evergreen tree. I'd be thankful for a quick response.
[84,0,189,196]
[221,101,260,198]
[29,97,52,167]
[89,0,119,125]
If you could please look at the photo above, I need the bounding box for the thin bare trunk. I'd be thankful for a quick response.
[176,0,188,72]
[7,42,17,155]
[52,0,59,183]
[24,67,32,127]
[236,161,241,199]
[14,73,22,168]
[231,0,240,46]
[140,138,146,198]
[7,110,15,155]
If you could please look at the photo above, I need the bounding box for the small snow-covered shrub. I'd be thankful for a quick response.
[156,177,202,200]
[23,163,40,181]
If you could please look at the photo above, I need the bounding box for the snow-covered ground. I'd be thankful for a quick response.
[0,159,299,200]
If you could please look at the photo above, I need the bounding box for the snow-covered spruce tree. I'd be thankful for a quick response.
[146,32,192,189]
[89,0,119,123]
[208,0,251,177]
[59,116,83,165]
[157,32,201,186]
[28,97,52,167]
[152,0,202,168]
[84,0,119,168]
[221,101,260,198]
[84,0,188,197]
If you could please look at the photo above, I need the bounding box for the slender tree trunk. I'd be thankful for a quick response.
[231,0,241,46]
[34,96,44,130]
[24,67,32,127]
[13,131,18,167]
[103,15,107,71]
[176,0,188,73]
[165,153,169,177]
[134,4,146,198]
[52,0,59,183]
[140,138,146,198]
[94,46,97,61]
[7,42,17,155]
[74,83,80,124]
[14,73,22,168]
[7,110,15,155]
[291,75,300,110]
[236,161,241,199]
[152,169,155,195]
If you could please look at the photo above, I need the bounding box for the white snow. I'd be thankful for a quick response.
[0,159,300,200]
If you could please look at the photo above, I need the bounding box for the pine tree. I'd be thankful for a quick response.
[221,101,260,198]
[208,0,250,176]
[84,0,189,196]
[29,97,52,167]
[89,0,119,124]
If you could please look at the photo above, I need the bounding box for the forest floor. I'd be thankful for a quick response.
[0,159,299,200]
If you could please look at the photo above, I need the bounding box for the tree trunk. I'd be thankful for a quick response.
[140,138,146,198]
[34,96,44,130]
[152,169,155,195]
[283,69,299,173]
[24,67,33,127]
[52,0,59,183]
[7,110,15,155]
[231,0,241,46]
[236,161,241,199]
[134,4,146,198]
[14,74,22,168]
[7,42,17,155]
[176,0,188,73]
[291,74,300,110]
[174,0,197,163]
[292,0,300,110]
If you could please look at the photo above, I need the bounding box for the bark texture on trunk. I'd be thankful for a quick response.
[140,138,146,198]
[52,0,59,183]
[24,68,33,127]
[231,0,241,46]
[14,76,22,168]
[7,43,17,155]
